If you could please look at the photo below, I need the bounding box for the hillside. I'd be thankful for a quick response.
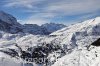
[0,11,100,66]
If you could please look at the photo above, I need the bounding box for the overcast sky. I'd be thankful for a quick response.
[0,0,100,25]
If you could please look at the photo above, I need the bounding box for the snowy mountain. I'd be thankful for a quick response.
[22,24,49,35]
[22,23,66,35]
[0,11,100,66]
[0,11,19,25]
[0,11,66,35]
[0,11,23,33]
[51,17,100,66]
[41,23,66,34]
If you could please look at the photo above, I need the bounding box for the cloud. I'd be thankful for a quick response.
[4,0,45,9]
[3,0,100,16]
[45,0,100,16]
[2,0,100,25]
[23,19,49,26]
[21,15,50,25]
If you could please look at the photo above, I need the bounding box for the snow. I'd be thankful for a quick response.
[0,11,100,66]
[53,47,100,66]
[51,17,100,66]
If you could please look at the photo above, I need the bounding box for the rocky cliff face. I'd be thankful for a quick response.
[0,11,22,33]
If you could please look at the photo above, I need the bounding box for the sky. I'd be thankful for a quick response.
[0,0,100,25]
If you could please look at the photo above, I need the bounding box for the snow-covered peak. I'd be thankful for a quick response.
[41,23,66,33]
[22,23,66,35]
[0,11,18,25]
[51,17,100,36]
[93,17,100,24]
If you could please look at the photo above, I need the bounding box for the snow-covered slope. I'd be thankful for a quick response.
[51,17,100,66]
[0,11,100,66]
[50,17,100,46]
[51,17,100,36]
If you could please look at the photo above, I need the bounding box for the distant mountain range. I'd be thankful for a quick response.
[0,11,66,35]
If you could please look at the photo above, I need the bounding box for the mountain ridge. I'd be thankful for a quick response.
[0,11,66,35]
